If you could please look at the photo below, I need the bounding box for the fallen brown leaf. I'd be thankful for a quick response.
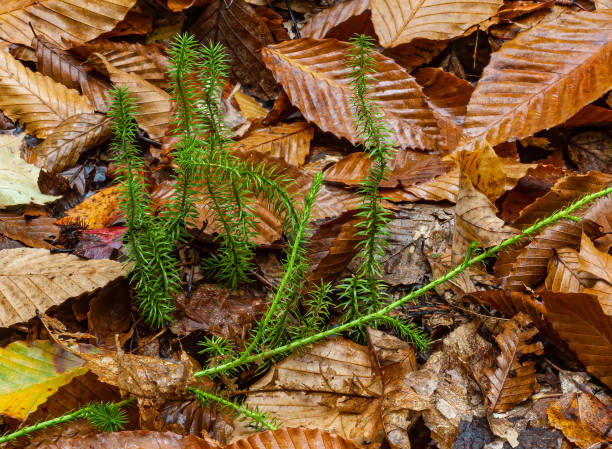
[56,185,123,229]
[0,213,58,249]
[382,39,449,72]
[228,429,359,449]
[578,232,612,316]
[37,430,218,449]
[301,0,373,41]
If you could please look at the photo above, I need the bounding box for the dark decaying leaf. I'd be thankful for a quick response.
[190,0,282,101]
[87,280,132,350]
[568,131,612,174]
[484,313,543,412]
[73,227,126,260]
[0,213,59,249]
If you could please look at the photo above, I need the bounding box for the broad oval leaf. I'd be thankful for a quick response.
[261,38,443,150]
[370,0,502,48]
[0,340,88,420]
[460,11,612,151]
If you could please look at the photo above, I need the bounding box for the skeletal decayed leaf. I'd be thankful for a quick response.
[547,392,612,449]
[190,0,281,101]
[0,213,58,249]
[0,248,127,328]
[31,114,111,174]
[0,50,93,138]
[90,53,171,140]
[261,38,443,150]
[460,11,612,152]
[235,338,383,446]
[0,0,136,48]
[370,0,502,48]
[33,37,111,112]
[541,291,612,388]
[578,232,612,316]
[0,134,60,207]
[0,340,89,420]
[301,0,372,41]
[37,430,218,449]
[234,122,314,166]
[485,313,543,412]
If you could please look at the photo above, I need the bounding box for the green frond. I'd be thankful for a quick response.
[84,401,129,433]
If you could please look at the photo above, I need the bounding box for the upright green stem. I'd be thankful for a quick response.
[194,185,612,378]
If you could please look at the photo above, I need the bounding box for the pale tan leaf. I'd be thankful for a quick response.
[0,51,93,138]
[233,91,268,120]
[460,11,612,152]
[234,122,314,166]
[595,0,612,10]
[578,232,612,316]
[301,0,372,40]
[31,114,111,174]
[0,248,127,327]
[0,0,136,48]
[545,247,583,293]
[90,53,171,140]
[261,38,443,150]
[485,313,543,412]
[370,0,502,48]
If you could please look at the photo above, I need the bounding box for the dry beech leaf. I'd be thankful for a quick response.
[234,338,384,446]
[0,0,136,49]
[0,50,93,138]
[485,313,543,412]
[497,0,555,22]
[545,247,583,293]
[452,174,518,264]
[547,391,612,449]
[382,39,448,72]
[453,142,507,201]
[541,291,612,388]
[170,283,265,342]
[370,0,502,48]
[0,248,127,328]
[31,114,111,174]
[0,213,58,249]
[596,0,612,10]
[190,0,281,101]
[301,0,373,41]
[32,37,110,112]
[261,38,443,150]
[228,429,359,449]
[233,91,268,120]
[460,11,612,152]
[90,52,172,140]
[413,67,474,151]
[55,185,123,229]
[234,122,314,166]
[394,167,460,203]
[563,104,612,128]
[78,40,169,89]
[578,231,612,316]
[37,430,217,449]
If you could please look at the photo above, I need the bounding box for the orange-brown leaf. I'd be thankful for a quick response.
[545,247,583,293]
[382,39,449,72]
[484,313,543,412]
[0,213,58,249]
[460,11,612,152]
[301,0,373,41]
[578,231,612,316]
[37,430,217,449]
[227,429,360,449]
[261,38,443,150]
[56,185,123,229]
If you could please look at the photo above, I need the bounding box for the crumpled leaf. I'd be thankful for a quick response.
[55,185,122,229]
[485,313,543,412]
[0,213,58,249]
[460,11,612,152]
[370,0,502,48]
[0,248,127,328]
[541,291,612,388]
[30,113,111,174]
[0,51,93,138]
[578,231,612,316]
[234,338,384,447]
[170,283,265,342]
[37,430,217,449]
[190,0,281,101]
[0,0,136,49]
[0,340,92,420]
[547,391,612,449]
[261,38,443,150]
[301,0,372,41]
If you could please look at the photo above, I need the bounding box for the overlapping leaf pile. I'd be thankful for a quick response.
[0,1,612,449]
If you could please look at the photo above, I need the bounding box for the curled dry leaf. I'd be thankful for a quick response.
[485,313,543,412]
[261,38,443,150]
[190,0,281,101]
[0,50,93,138]
[234,122,314,167]
[0,248,127,328]
[32,36,110,112]
[370,0,502,48]
[0,340,91,420]
[547,391,612,449]
[578,232,612,316]
[235,338,384,446]
[37,430,218,449]
[0,213,59,249]
[460,11,612,152]
[31,114,111,174]
[0,0,136,48]
[90,53,172,140]
[301,0,373,41]
[541,291,612,388]
[55,185,123,229]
